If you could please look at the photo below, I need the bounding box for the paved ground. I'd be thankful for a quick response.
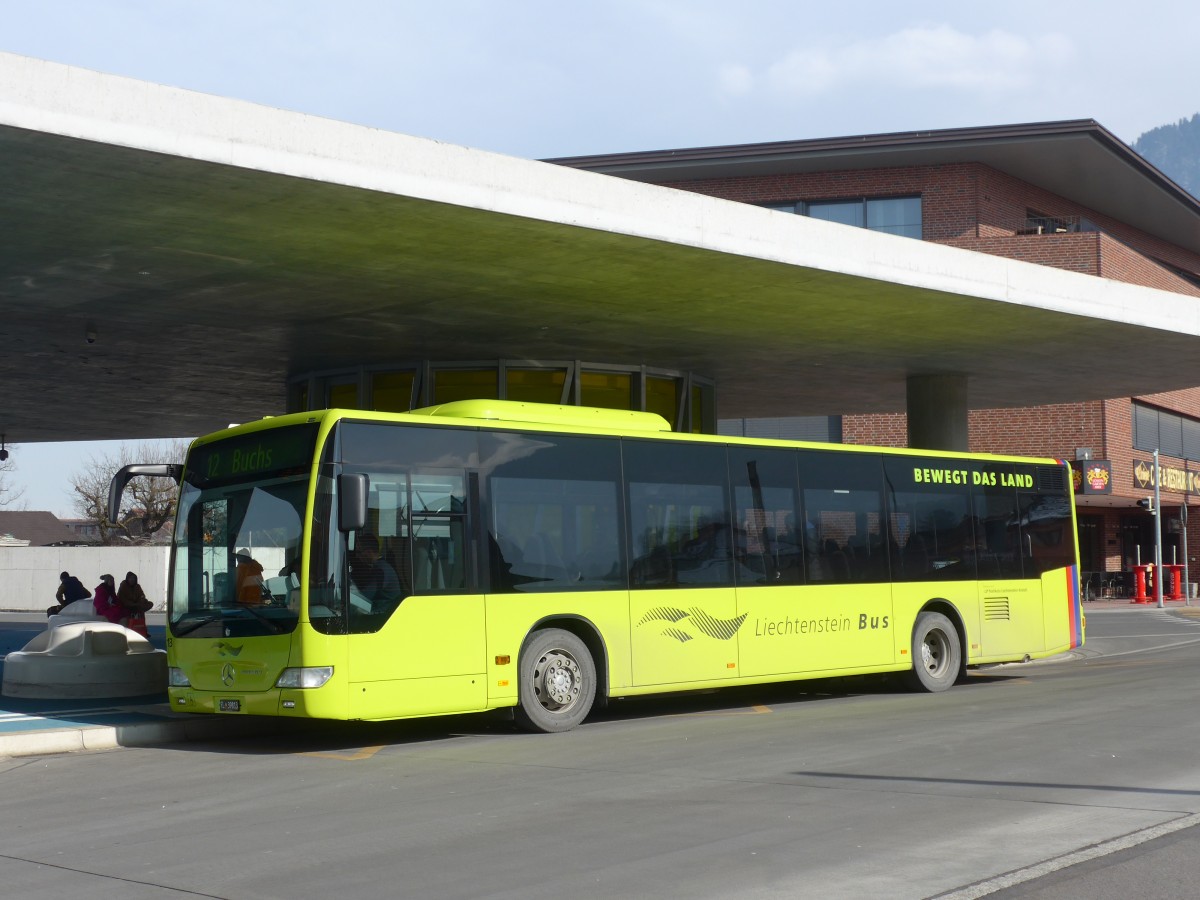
[4,598,1200,898]
[0,612,283,756]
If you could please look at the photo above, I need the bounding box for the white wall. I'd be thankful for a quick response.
[1,547,169,612]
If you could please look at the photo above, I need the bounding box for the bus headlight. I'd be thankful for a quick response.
[168,667,191,687]
[275,667,334,689]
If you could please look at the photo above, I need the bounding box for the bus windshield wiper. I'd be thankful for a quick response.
[172,613,219,636]
[232,604,283,634]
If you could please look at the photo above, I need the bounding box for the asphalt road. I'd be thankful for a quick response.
[3,605,1200,899]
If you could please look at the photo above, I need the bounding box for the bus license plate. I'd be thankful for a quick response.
[218,699,241,713]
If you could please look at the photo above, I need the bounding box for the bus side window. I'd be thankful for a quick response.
[1018,483,1075,574]
[381,533,412,599]
[411,472,467,594]
[728,447,803,587]
[799,451,886,585]
[482,431,624,593]
[972,482,1024,580]
[624,440,732,589]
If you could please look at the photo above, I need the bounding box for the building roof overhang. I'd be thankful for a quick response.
[548,121,1200,257]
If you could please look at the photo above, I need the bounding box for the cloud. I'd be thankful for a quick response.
[766,25,1075,97]
[716,63,754,98]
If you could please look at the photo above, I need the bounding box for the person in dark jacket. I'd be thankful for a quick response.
[118,571,153,637]
[47,571,91,616]
[118,571,153,614]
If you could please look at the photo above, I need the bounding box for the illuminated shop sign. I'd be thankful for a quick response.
[1070,460,1112,495]
[1132,458,1200,493]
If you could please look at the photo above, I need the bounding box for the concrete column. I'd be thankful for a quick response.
[906,374,968,451]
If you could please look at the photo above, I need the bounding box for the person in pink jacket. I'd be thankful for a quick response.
[92,573,124,625]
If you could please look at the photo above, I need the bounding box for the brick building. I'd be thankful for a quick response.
[553,121,1200,596]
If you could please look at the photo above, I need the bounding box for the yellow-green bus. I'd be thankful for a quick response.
[112,400,1083,733]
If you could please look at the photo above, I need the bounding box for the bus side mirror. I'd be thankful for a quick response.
[107,463,183,523]
[338,473,369,532]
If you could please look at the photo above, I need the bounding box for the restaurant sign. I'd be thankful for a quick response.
[1071,459,1112,494]
[1132,458,1200,493]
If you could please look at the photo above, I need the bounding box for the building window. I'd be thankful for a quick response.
[580,370,633,410]
[645,376,679,428]
[327,380,358,409]
[371,372,415,412]
[433,369,499,404]
[1020,211,1099,236]
[767,197,922,239]
[506,368,567,404]
[1133,402,1200,459]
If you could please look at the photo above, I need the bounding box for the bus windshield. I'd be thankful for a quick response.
[169,424,318,637]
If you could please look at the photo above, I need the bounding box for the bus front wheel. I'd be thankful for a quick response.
[906,611,961,693]
[514,628,596,733]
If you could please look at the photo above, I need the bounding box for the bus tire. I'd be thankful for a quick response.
[514,628,596,733]
[906,611,961,693]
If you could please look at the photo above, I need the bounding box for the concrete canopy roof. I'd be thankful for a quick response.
[3,52,1200,444]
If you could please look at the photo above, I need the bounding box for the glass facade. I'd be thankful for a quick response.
[288,361,717,433]
[580,370,633,411]
[645,376,678,426]
[718,416,843,442]
[506,368,567,404]
[372,372,415,413]
[327,381,358,409]
[433,369,499,405]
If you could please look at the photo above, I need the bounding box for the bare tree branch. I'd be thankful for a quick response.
[0,446,26,509]
[70,440,190,545]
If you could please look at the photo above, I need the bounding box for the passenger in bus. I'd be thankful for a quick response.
[576,537,620,583]
[350,532,401,611]
[630,543,674,586]
[277,550,299,580]
[235,549,268,604]
[829,549,852,582]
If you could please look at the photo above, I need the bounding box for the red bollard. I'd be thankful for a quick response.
[1166,564,1185,601]
[1132,564,1150,603]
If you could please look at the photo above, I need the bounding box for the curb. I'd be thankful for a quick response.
[0,712,294,759]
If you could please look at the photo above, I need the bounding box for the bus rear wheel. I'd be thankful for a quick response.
[514,628,596,733]
[906,611,961,693]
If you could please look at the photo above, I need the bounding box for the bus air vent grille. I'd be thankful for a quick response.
[1038,466,1067,492]
[984,598,1011,621]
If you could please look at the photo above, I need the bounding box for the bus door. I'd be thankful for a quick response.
[972,476,1046,658]
[800,481,893,673]
[625,441,740,688]
[768,452,894,677]
[345,468,486,717]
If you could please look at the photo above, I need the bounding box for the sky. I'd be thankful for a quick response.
[2,0,1198,515]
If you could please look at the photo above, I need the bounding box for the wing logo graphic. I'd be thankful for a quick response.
[638,606,748,643]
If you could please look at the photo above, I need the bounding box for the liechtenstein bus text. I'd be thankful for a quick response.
[128,400,1083,733]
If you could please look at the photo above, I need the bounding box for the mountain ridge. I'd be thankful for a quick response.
[1134,113,1200,197]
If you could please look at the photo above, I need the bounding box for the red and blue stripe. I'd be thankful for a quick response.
[1065,565,1083,647]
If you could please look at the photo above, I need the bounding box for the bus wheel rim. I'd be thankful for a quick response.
[922,630,947,675]
[535,651,581,711]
